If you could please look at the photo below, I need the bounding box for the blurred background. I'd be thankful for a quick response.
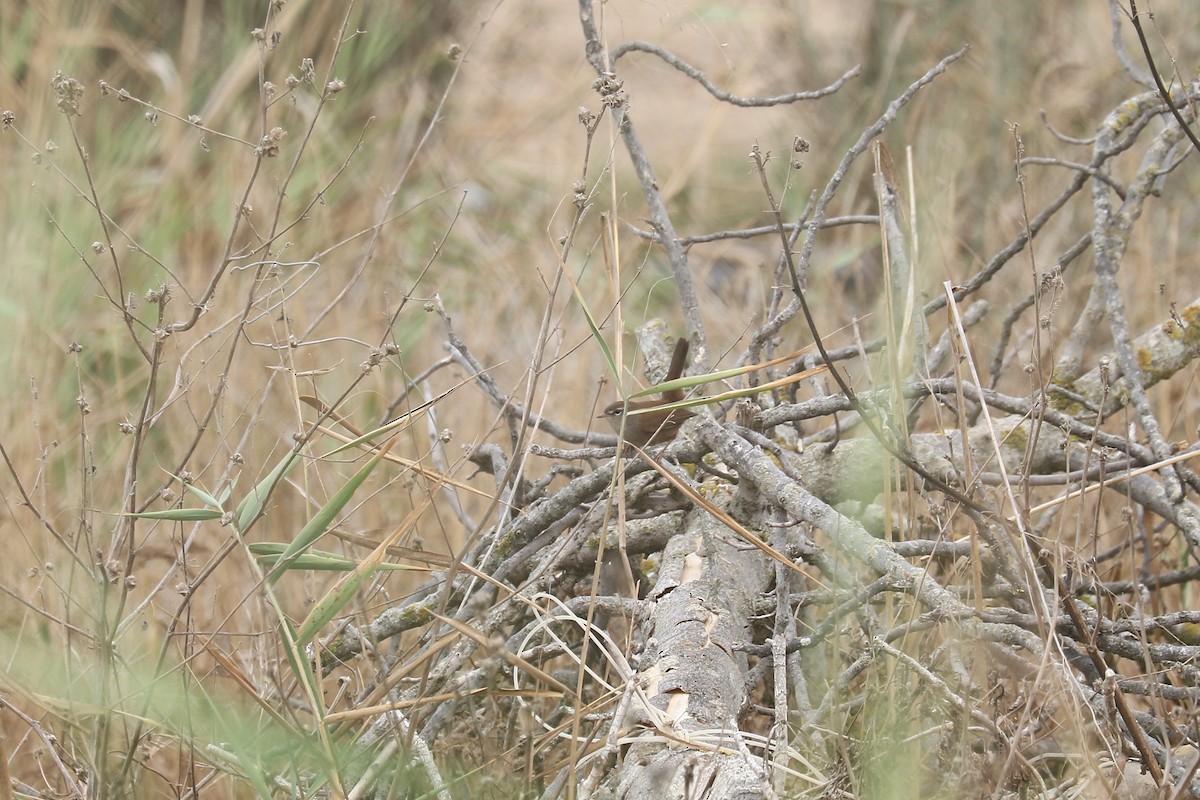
[3,0,1199,686]
[3,0,1200,681]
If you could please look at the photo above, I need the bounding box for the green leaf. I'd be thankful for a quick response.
[127,508,223,521]
[234,451,303,533]
[181,481,223,509]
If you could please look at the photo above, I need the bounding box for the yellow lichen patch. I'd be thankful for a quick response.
[997,421,1030,454]
[1179,305,1200,348]
[1137,346,1153,372]
[1047,374,1086,415]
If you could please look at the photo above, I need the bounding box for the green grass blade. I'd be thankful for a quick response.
[265,438,396,587]
[628,346,819,399]
[559,258,618,383]
[294,566,375,647]
[249,542,420,572]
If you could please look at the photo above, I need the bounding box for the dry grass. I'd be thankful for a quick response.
[2,0,1200,797]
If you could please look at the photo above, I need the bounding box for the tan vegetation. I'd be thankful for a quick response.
[2,1,1200,797]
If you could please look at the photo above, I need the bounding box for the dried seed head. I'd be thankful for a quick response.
[52,71,84,117]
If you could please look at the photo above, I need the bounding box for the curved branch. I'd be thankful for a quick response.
[612,39,860,107]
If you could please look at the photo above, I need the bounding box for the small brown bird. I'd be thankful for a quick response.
[600,337,694,447]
